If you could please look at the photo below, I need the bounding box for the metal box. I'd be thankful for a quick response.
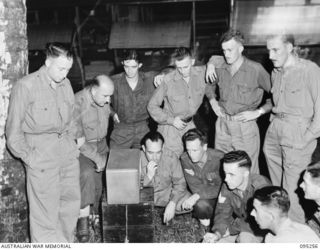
[106,148,140,204]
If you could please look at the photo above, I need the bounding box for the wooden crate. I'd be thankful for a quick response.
[102,187,155,243]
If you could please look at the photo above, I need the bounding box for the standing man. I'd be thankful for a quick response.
[110,50,156,149]
[205,29,272,174]
[300,162,320,237]
[263,33,320,223]
[140,131,190,224]
[6,42,80,242]
[251,186,319,242]
[180,129,224,227]
[148,47,216,156]
[73,75,114,242]
[203,150,271,243]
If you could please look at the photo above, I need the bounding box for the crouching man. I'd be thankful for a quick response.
[251,186,319,242]
[203,150,270,243]
[140,131,191,224]
[181,129,224,228]
[74,75,114,242]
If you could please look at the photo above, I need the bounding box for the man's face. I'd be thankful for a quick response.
[123,59,141,79]
[223,162,248,190]
[174,56,194,79]
[142,139,163,164]
[221,38,243,65]
[267,36,291,68]
[186,139,207,163]
[92,83,114,107]
[251,199,272,230]
[46,56,73,83]
[300,172,320,201]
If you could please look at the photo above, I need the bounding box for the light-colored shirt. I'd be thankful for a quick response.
[147,66,215,125]
[271,57,320,139]
[74,88,111,166]
[265,218,320,243]
[140,149,187,206]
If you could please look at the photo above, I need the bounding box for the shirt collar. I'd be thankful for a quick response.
[221,56,248,73]
[173,66,199,81]
[39,66,66,89]
[197,152,208,168]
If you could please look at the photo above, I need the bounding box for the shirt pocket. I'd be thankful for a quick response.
[284,82,303,108]
[31,100,57,130]
[234,82,254,105]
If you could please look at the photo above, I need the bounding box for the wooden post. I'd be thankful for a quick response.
[192,1,196,51]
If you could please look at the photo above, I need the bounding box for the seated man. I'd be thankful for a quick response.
[203,150,271,243]
[300,162,320,237]
[74,75,114,242]
[180,129,224,228]
[140,131,191,224]
[251,186,319,242]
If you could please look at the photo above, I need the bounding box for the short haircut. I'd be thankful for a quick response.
[253,186,290,215]
[45,42,73,59]
[182,128,208,146]
[223,150,251,169]
[172,47,193,62]
[141,131,164,146]
[267,33,295,46]
[122,49,140,63]
[220,29,245,45]
[306,161,320,184]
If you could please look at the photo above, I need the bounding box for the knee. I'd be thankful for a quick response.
[80,165,95,183]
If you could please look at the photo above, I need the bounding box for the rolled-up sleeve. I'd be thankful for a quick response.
[6,82,33,165]
[169,157,187,204]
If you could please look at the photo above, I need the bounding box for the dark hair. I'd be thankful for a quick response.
[306,161,320,181]
[141,131,165,146]
[220,29,245,45]
[223,150,251,169]
[171,47,193,61]
[182,128,208,146]
[122,49,140,63]
[253,186,290,215]
[45,42,73,59]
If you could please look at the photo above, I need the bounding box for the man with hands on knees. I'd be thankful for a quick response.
[203,150,270,243]
[74,75,114,242]
[181,129,224,228]
[205,29,272,174]
[140,131,191,224]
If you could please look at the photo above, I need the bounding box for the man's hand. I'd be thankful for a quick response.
[173,116,187,130]
[233,110,261,122]
[209,99,225,118]
[154,74,165,88]
[113,113,120,124]
[182,194,200,210]
[96,154,107,172]
[76,137,86,149]
[205,63,218,83]
[203,232,220,243]
[146,161,158,180]
[163,201,176,224]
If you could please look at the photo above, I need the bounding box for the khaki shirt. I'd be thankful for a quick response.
[147,66,216,125]
[6,66,76,165]
[74,88,111,165]
[210,56,271,115]
[271,58,320,139]
[140,149,187,206]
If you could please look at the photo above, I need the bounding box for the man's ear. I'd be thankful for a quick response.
[142,145,146,153]
[239,45,244,54]
[138,63,143,69]
[45,58,51,67]
[203,143,208,151]
[191,58,195,66]
[286,42,294,54]
[244,168,250,178]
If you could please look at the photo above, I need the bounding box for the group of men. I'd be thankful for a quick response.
[5,27,320,243]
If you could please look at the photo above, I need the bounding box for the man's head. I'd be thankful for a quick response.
[172,47,195,79]
[121,50,142,79]
[45,42,74,84]
[300,162,320,202]
[266,33,295,69]
[223,150,251,190]
[220,29,244,65]
[89,75,114,107]
[182,128,208,163]
[251,186,290,230]
[141,131,164,164]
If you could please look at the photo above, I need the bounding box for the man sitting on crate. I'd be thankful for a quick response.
[140,131,191,224]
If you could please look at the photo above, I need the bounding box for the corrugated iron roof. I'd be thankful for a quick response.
[108,21,191,49]
[27,24,74,50]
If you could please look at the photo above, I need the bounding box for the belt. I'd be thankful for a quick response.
[87,138,105,143]
[274,113,310,122]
